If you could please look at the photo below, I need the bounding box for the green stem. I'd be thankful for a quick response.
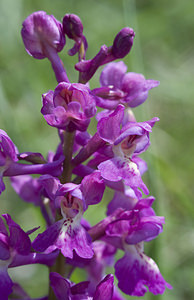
[48,130,75,298]
[59,131,76,184]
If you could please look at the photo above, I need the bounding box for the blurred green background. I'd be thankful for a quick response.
[0,0,194,299]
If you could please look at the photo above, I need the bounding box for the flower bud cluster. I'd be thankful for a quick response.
[0,10,172,299]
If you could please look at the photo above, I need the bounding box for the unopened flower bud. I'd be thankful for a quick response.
[63,14,83,40]
[21,11,65,59]
[112,27,135,59]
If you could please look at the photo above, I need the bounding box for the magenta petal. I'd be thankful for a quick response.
[0,268,13,300]
[41,90,54,114]
[107,190,137,215]
[50,272,70,300]
[132,156,148,175]
[70,281,90,295]
[106,219,130,237]
[11,175,42,206]
[98,158,123,182]
[125,222,163,244]
[33,220,63,252]
[93,274,114,300]
[39,175,60,201]
[0,131,18,162]
[58,225,93,259]
[97,105,125,143]
[100,61,127,89]
[81,171,105,207]
[2,214,31,255]
[98,157,149,195]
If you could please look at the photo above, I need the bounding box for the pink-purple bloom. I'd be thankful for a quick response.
[96,104,158,196]
[41,82,97,132]
[93,61,159,109]
[115,243,172,296]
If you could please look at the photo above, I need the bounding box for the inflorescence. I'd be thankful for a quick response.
[0,11,172,300]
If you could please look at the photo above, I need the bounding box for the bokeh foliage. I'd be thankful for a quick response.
[0,0,193,299]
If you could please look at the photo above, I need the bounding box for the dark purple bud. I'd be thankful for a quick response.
[63,14,83,40]
[112,27,135,59]
[21,11,65,59]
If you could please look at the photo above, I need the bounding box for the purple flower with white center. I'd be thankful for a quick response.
[93,61,159,109]
[33,184,93,259]
[115,243,172,296]
[33,172,105,258]
[41,82,97,132]
[50,272,114,300]
[97,105,158,195]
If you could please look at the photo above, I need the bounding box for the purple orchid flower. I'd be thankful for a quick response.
[97,105,158,196]
[41,82,97,132]
[115,243,172,296]
[106,197,164,245]
[88,199,171,296]
[32,184,93,259]
[33,172,104,259]
[0,214,57,300]
[50,272,114,300]
[92,61,159,109]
